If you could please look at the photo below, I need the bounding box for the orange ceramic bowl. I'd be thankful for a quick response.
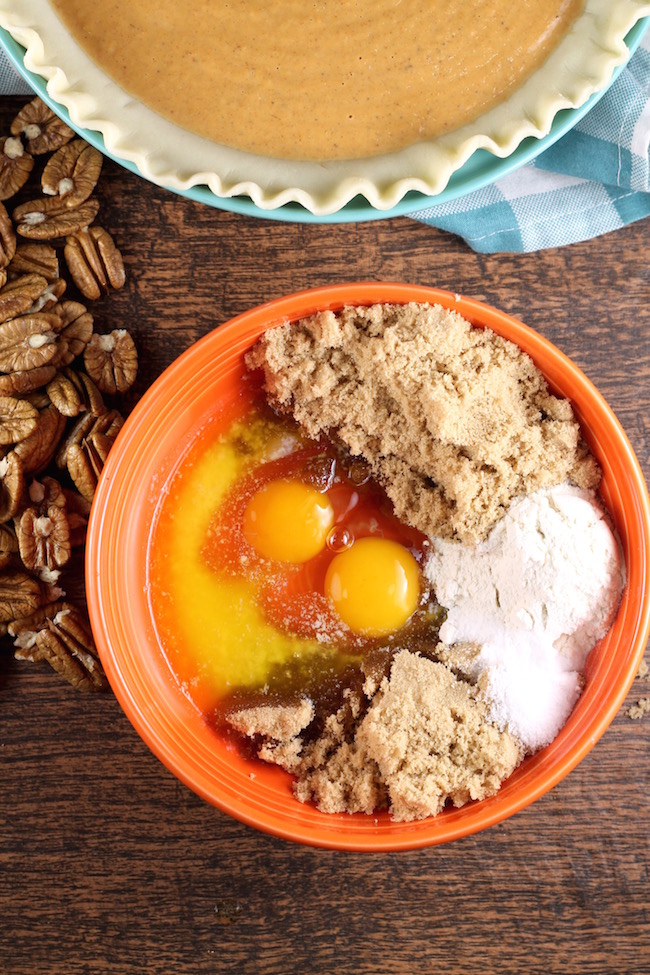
[85,283,650,851]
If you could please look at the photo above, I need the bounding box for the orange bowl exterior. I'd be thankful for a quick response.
[85,283,650,851]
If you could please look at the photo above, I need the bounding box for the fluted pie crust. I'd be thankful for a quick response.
[1,0,649,214]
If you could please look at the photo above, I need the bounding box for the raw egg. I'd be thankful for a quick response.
[324,537,420,636]
[243,478,335,563]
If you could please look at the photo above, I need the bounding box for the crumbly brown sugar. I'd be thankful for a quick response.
[227,698,314,741]
[227,650,523,821]
[247,302,599,543]
[627,697,650,721]
[358,651,522,820]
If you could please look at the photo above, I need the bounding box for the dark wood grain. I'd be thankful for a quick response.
[1,97,649,975]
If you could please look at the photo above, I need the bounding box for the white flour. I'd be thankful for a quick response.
[424,483,625,751]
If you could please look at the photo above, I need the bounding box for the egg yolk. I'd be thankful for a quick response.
[243,478,335,563]
[324,537,420,636]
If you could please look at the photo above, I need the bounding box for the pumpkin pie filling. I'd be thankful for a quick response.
[50,0,583,161]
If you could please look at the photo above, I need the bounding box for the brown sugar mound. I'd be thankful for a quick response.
[357,650,522,821]
[226,650,522,821]
[246,302,599,543]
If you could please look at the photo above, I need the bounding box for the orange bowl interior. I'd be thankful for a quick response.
[85,283,650,851]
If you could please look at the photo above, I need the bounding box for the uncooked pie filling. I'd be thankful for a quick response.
[51,0,583,160]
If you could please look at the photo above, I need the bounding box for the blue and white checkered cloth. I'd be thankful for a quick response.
[0,49,31,96]
[1,36,649,252]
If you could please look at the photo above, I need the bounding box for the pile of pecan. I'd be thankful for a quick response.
[0,97,138,691]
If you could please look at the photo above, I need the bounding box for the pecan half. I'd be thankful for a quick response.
[0,312,60,373]
[0,568,43,623]
[64,226,126,300]
[46,370,84,417]
[8,243,60,282]
[0,395,39,446]
[64,409,124,500]
[69,367,105,416]
[0,201,16,270]
[52,300,94,366]
[83,330,137,395]
[0,273,49,324]
[42,139,103,207]
[17,518,69,577]
[13,404,67,476]
[0,451,24,523]
[0,365,57,397]
[66,441,101,502]
[0,136,34,201]
[10,601,108,691]
[47,367,105,418]
[10,98,75,155]
[13,196,100,240]
[15,476,71,572]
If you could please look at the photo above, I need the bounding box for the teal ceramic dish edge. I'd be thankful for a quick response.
[1,18,648,224]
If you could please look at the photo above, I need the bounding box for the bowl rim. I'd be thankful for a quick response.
[86,282,650,851]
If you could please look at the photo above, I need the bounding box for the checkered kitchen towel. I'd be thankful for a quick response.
[1,34,649,252]
[0,49,31,96]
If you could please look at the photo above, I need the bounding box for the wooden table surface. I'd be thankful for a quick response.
[1,97,649,975]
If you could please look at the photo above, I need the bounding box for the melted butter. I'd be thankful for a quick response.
[149,417,335,709]
[51,0,582,161]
